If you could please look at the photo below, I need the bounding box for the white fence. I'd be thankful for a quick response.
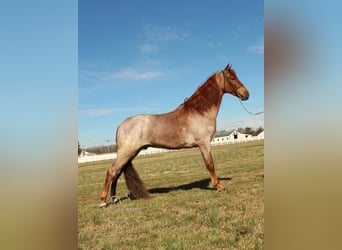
[210,134,263,146]
[78,133,264,164]
[78,152,117,164]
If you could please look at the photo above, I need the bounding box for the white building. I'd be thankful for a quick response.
[257,131,264,140]
[211,131,253,145]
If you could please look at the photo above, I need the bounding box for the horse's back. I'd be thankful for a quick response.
[115,111,186,149]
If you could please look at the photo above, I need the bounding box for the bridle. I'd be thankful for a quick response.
[221,71,245,96]
[221,71,264,115]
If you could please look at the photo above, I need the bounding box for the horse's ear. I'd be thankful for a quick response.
[225,63,232,70]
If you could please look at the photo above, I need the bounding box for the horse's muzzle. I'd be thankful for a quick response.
[239,92,249,101]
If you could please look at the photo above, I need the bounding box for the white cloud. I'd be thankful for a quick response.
[207,41,214,47]
[79,108,114,118]
[205,34,224,49]
[139,43,159,53]
[142,23,189,43]
[247,39,264,54]
[79,107,149,118]
[108,68,163,80]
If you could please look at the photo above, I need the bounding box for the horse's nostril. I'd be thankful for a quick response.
[240,93,249,101]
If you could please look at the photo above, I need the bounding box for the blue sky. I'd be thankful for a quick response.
[79,0,264,147]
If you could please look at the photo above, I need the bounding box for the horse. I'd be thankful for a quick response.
[99,64,249,208]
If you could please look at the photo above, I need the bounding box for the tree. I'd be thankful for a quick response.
[78,141,82,156]
[244,127,253,135]
[84,144,117,155]
[255,126,264,136]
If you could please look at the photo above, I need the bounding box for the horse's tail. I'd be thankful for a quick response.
[123,161,151,200]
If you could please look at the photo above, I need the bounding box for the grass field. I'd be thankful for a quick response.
[78,141,264,250]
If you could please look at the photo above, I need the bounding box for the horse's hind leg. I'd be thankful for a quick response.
[110,168,123,203]
[99,157,129,208]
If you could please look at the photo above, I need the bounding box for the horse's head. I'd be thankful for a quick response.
[221,64,249,101]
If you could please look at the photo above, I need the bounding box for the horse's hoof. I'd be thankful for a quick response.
[99,202,107,208]
[111,196,121,204]
[216,184,225,191]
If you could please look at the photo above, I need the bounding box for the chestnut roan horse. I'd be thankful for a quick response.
[99,64,249,208]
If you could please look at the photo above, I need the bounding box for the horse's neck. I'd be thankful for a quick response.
[178,74,225,118]
[201,78,224,119]
[208,92,224,119]
[190,88,224,119]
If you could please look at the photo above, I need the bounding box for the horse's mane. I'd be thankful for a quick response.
[182,73,221,115]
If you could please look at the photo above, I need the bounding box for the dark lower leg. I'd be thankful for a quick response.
[110,169,123,201]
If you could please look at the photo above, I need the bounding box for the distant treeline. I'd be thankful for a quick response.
[83,144,117,155]
[79,126,263,155]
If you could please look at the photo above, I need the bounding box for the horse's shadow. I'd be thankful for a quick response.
[104,177,232,207]
[148,177,232,194]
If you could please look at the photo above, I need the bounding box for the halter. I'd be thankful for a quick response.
[221,71,264,115]
[221,71,245,95]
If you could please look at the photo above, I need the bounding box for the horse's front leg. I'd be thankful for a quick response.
[198,143,225,191]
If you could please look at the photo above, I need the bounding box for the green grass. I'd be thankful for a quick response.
[78,141,264,249]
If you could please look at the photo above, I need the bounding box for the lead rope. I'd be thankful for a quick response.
[222,70,264,115]
[238,98,264,115]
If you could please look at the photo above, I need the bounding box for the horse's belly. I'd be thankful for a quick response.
[147,125,195,149]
